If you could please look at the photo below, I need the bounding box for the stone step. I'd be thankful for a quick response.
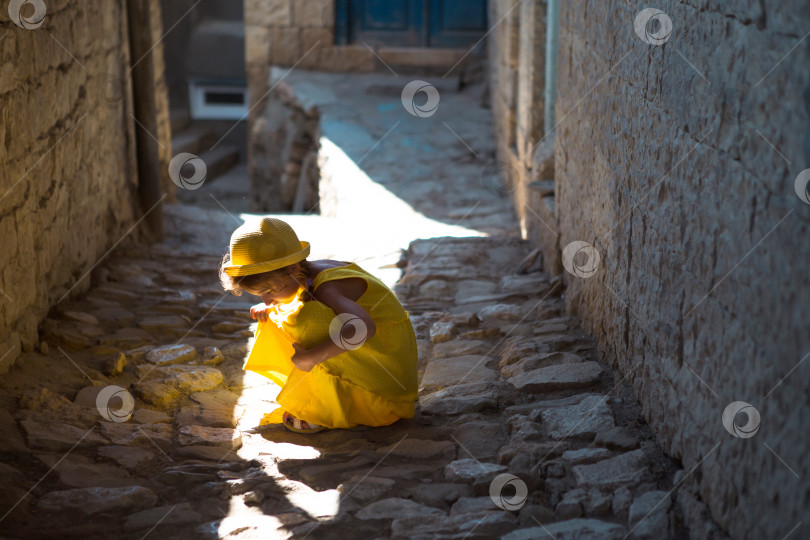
[171,126,217,156]
[198,144,239,184]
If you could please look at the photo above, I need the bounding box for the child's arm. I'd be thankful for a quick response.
[291,278,377,372]
[250,303,274,322]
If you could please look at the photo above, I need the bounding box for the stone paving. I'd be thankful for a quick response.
[0,232,694,539]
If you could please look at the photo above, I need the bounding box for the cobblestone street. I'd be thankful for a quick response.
[0,72,724,539]
[0,233,695,539]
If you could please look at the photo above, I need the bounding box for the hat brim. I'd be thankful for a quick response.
[224,241,311,277]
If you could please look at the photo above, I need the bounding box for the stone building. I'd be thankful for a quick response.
[487,0,810,538]
[0,0,172,373]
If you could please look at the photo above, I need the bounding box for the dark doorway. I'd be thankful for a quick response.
[335,0,488,48]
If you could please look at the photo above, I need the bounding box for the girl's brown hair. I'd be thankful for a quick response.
[219,253,314,298]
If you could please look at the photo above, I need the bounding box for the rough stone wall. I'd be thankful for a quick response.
[147,0,174,202]
[244,0,375,210]
[0,0,169,372]
[550,1,810,538]
[248,70,321,214]
[487,0,561,271]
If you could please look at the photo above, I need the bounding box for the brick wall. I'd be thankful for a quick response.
[0,0,171,372]
[490,0,810,537]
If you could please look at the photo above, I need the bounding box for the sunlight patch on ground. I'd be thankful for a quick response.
[235,136,488,288]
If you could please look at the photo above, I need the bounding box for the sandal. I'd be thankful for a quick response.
[282,411,326,434]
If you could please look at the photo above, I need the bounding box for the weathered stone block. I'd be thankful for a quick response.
[419,354,497,392]
[37,486,158,516]
[540,394,615,440]
[271,27,301,66]
[245,0,291,26]
[572,449,649,490]
[507,361,603,392]
[293,0,331,27]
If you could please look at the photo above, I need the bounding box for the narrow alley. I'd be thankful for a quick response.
[1,1,807,539]
[1,69,708,539]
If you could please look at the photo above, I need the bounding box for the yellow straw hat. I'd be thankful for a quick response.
[223,218,310,277]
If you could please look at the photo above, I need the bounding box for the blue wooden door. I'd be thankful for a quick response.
[428,0,488,47]
[335,0,487,48]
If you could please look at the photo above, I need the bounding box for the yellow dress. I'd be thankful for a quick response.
[243,262,419,429]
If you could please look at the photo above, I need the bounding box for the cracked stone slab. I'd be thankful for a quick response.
[556,488,588,519]
[477,303,525,321]
[429,320,455,343]
[98,328,151,347]
[402,483,473,507]
[501,352,586,378]
[20,420,107,451]
[298,456,372,483]
[144,344,197,366]
[500,339,554,368]
[503,518,627,540]
[507,361,603,392]
[356,497,445,520]
[37,486,158,516]
[98,421,173,448]
[628,490,672,539]
[376,438,456,460]
[594,426,640,450]
[572,450,649,490]
[392,510,518,539]
[132,408,171,424]
[451,419,506,462]
[337,475,395,502]
[499,273,551,293]
[561,447,613,465]
[34,453,137,488]
[124,502,202,530]
[540,395,615,440]
[445,459,507,483]
[136,364,223,393]
[419,354,497,393]
[362,463,445,481]
[175,404,236,428]
[176,446,241,462]
[419,381,500,415]
[178,425,242,449]
[430,339,490,359]
[133,382,182,409]
[138,316,190,332]
[453,280,497,302]
[497,440,571,465]
[98,445,159,470]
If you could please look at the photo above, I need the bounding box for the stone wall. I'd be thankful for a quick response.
[487,0,561,273]
[0,0,171,373]
[248,69,321,214]
[490,0,810,537]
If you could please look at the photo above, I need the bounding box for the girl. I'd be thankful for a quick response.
[219,217,419,433]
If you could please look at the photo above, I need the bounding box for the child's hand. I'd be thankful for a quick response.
[291,343,320,372]
[250,303,274,322]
